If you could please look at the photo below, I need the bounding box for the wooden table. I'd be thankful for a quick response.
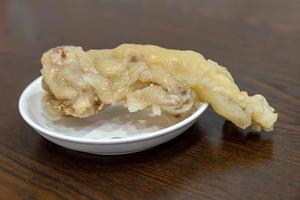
[0,0,299,199]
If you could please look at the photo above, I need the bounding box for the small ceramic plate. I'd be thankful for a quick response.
[19,77,208,155]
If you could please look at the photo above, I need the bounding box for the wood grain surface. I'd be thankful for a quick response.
[0,0,299,199]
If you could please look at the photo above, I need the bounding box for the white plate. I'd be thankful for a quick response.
[19,77,208,155]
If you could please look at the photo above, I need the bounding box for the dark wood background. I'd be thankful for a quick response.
[0,0,299,199]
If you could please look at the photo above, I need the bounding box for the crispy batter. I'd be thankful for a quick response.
[41,44,278,131]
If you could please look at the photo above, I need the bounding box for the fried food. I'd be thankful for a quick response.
[41,44,278,131]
